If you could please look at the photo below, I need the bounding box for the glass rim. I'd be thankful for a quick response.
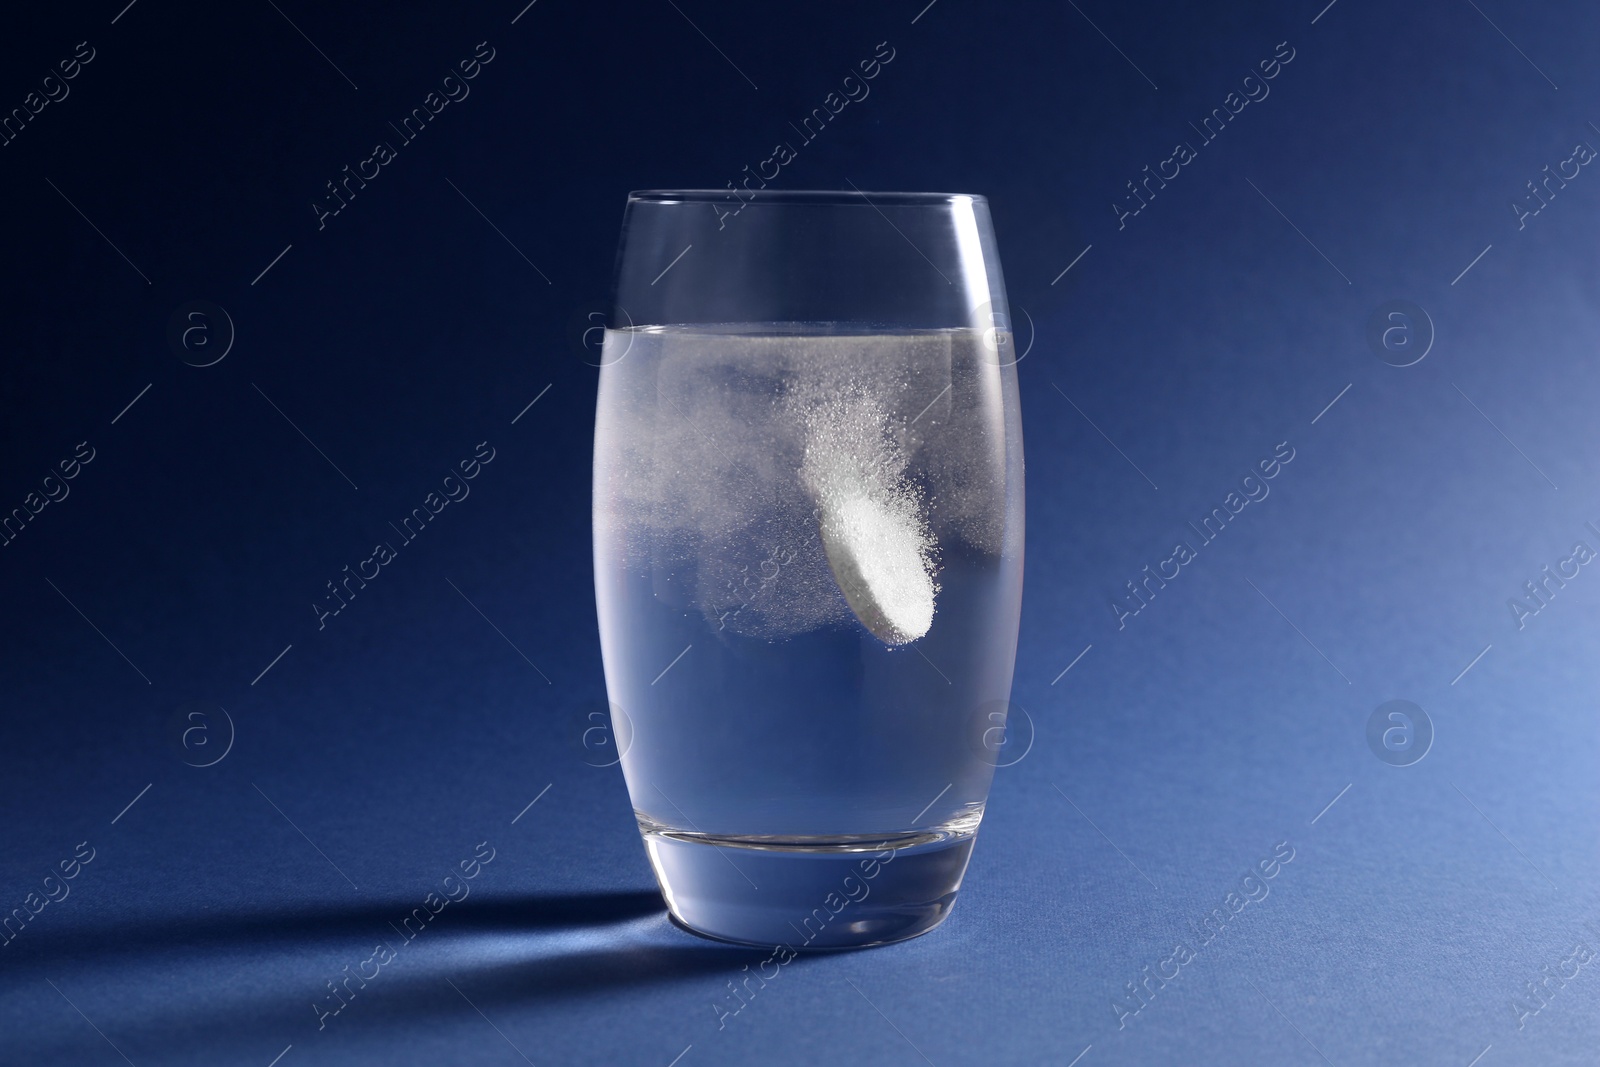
[627,189,987,206]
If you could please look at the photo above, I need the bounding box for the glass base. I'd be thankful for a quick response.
[640,822,977,949]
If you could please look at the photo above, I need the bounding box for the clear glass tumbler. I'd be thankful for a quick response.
[592,190,1024,948]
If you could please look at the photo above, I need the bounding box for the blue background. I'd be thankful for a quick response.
[2,1,1597,1064]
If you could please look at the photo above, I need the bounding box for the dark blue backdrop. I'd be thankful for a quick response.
[2,1,1598,1064]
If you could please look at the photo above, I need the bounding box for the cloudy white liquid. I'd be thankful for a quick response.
[592,326,1022,838]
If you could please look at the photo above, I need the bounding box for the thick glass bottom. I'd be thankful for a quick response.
[639,821,978,949]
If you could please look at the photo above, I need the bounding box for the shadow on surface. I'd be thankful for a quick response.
[12,888,795,1062]
[10,889,671,963]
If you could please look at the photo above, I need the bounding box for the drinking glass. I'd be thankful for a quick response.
[592,190,1024,948]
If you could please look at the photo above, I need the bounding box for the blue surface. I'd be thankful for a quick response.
[2,0,1598,1064]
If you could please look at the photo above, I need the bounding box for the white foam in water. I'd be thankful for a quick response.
[598,329,1005,644]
